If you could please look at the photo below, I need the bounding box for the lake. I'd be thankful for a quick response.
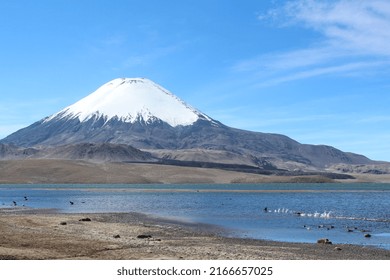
[1,183,389,249]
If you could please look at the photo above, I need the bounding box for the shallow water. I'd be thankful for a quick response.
[1,183,389,249]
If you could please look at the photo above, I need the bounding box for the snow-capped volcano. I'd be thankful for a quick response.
[0,78,373,170]
[46,78,211,127]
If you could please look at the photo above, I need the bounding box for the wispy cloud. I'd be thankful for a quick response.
[353,115,390,124]
[256,60,389,87]
[234,0,390,86]
[281,0,390,55]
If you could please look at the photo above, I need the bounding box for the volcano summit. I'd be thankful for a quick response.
[2,78,221,149]
[1,78,374,171]
[45,78,214,127]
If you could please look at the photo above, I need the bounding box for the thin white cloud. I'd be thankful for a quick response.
[236,0,390,86]
[283,0,390,56]
[233,47,340,72]
[353,115,390,124]
[256,60,389,87]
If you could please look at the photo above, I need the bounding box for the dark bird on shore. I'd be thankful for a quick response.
[13,201,17,206]
[263,207,268,212]
[69,201,74,205]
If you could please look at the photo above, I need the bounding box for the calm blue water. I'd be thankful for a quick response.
[1,183,389,249]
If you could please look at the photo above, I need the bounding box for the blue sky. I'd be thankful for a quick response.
[1,0,390,161]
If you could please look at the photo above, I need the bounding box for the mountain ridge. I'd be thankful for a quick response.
[0,77,378,171]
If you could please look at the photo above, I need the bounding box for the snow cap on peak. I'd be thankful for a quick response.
[47,78,212,127]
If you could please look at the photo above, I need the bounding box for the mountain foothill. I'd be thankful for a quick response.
[1,78,388,183]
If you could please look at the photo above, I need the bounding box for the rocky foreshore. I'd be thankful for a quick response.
[0,209,389,260]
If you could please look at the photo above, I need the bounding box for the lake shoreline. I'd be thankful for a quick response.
[0,209,389,260]
[2,183,390,252]
[1,159,390,184]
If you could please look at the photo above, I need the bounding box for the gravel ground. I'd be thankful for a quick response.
[0,209,389,260]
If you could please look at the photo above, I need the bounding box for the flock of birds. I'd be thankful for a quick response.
[9,196,29,207]
[262,206,373,235]
[5,196,77,207]
[263,207,332,219]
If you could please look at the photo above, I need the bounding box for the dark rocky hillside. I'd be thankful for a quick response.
[1,117,373,170]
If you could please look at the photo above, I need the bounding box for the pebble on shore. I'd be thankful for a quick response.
[317,238,332,245]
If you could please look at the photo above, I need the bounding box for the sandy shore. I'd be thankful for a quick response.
[2,159,390,184]
[0,209,389,260]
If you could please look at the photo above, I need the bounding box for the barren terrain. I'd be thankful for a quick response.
[1,159,389,184]
[1,210,389,260]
